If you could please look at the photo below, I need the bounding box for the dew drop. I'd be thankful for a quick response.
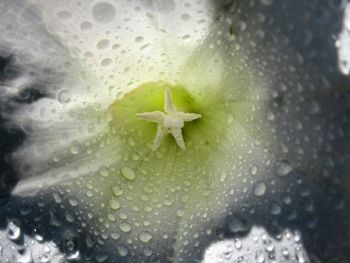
[117,245,128,257]
[70,141,81,155]
[109,198,121,210]
[58,89,70,104]
[92,2,116,23]
[134,36,144,43]
[80,21,93,31]
[99,167,109,177]
[119,222,131,233]
[121,167,136,180]
[138,231,153,243]
[260,0,273,6]
[7,220,21,240]
[181,13,191,21]
[96,39,110,49]
[275,160,293,177]
[269,203,282,215]
[112,185,123,196]
[100,58,112,67]
[57,10,72,20]
[253,182,266,196]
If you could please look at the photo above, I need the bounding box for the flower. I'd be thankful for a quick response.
[1,0,350,262]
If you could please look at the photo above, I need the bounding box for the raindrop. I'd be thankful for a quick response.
[80,21,93,31]
[269,203,282,215]
[7,220,21,240]
[57,10,72,20]
[119,222,131,233]
[275,160,293,177]
[134,36,144,43]
[121,166,136,180]
[251,166,258,175]
[263,239,275,252]
[109,198,121,210]
[253,182,266,196]
[138,231,153,243]
[96,39,110,49]
[117,244,128,257]
[181,13,191,21]
[17,248,33,263]
[99,167,109,177]
[260,0,273,6]
[95,252,108,262]
[92,2,116,23]
[295,246,308,263]
[227,214,251,235]
[234,238,242,250]
[70,141,81,155]
[144,247,153,257]
[58,89,71,104]
[100,58,112,67]
[69,198,79,207]
[112,185,123,196]
[255,250,265,263]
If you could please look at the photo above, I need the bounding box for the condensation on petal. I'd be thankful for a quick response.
[31,0,215,102]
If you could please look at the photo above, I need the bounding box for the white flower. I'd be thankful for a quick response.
[1,0,348,262]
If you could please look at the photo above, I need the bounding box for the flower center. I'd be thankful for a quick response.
[163,115,184,129]
[107,81,228,156]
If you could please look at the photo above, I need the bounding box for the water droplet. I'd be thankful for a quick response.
[253,182,266,196]
[58,89,70,104]
[92,2,116,23]
[134,36,144,43]
[181,13,191,21]
[70,141,81,154]
[227,214,251,234]
[99,167,109,177]
[119,222,131,233]
[57,10,72,20]
[144,247,153,257]
[260,0,273,5]
[117,244,128,257]
[121,167,136,180]
[138,231,153,243]
[7,220,21,240]
[251,166,258,175]
[255,251,265,263]
[69,198,79,207]
[275,160,293,177]
[269,203,282,215]
[96,39,110,49]
[112,186,123,196]
[101,58,112,67]
[80,21,93,31]
[109,198,121,210]
[234,238,242,250]
[295,245,308,263]
[17,248,33,263]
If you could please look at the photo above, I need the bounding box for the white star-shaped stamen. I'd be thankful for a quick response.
[136,89,201,151]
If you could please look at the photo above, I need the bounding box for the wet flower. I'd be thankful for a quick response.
[0,0,350,262]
